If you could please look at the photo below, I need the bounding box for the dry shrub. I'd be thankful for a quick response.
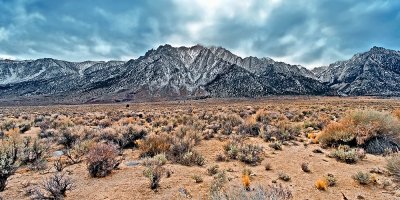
[98,118,112,128]
[207,165,219,176]
[31,173,74,200]
[177,150,205,166]
[211,184,292,200]
[19,137,49,171]
[255,109,270,124]
[4,128,20,139]
[269,141,282,150]
[50,115,74,129]
[318,110,400,154]
[0,138,19,191]
[141,153,167,167]
[393,109,400,120]
[0,119,16,131]
[191,175,203,183]
[138,133,204,166]
[175,125,202,145]
[57,128,80,148]
[63,140,93,164]
[315,179,328,190]
[219,114,243,135]
[209,171,227,196]
[242,174,250,191]
[264,162,272,171]
[137,134,170,157]
[329,145,365,164]
[278,172,291,182]
[386,154,400,182]
[143,165,164,190]
[86,143,119,178]
[224,140,263,165]
[115,124,147,148]
[263,121,301,142]
[303,114,331,130]
[352,171,371,185]
[98,125,147,149]
[325,173,337,186]
[168,133,205,166]
[238,117,261,136]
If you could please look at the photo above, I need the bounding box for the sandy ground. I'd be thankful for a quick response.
[1,97,399,200]
[2,137,397,200]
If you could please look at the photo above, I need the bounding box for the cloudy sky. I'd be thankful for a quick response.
[0,0,399,68]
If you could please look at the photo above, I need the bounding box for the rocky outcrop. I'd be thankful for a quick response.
[315,46,400,96]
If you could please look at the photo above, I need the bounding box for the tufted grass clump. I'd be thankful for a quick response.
[278,172,291,182]
[315,179,328,191]
[329,145,365,164]
[224,141,263,165]
[143,165,164,190]
[352,171,371,185]
[386,154,400,182]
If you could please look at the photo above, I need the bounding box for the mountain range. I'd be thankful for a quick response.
[0,45,399,105]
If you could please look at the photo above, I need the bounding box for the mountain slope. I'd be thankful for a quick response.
[315,47,400,96]
[2,45,399,104]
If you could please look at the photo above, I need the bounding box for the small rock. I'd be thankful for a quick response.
[312,148,323,154]
[21,180,33,188]
[125,160,140,167]
[395,189,400,197]
[357,195,365,199]
[306,127,314,132]
[370,167,386,175]
[178,187,192,198]
[53,150,64,157]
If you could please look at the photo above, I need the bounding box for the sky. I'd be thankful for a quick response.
[0,0,399,68]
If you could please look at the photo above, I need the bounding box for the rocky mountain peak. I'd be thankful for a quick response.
[1,45,399,105]
[315,46,400,96]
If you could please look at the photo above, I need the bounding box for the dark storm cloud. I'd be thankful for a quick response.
[0,0,399,67]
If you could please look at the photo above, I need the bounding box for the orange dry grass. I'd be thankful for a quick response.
[5,128,20,139]
[315,179,328,191]
[394,109,400,120]
[316,120,354,145]
[244,116,257,126]
[118,117,136,125]
[242,175,250,190]
[318,110,400,146]
[307,133,316,139]
[137,134,171,157]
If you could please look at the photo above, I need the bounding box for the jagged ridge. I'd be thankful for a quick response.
[1,45,399,104]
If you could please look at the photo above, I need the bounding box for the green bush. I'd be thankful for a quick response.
[224,141,263,165]
[352,171,371,185]
[143,165,164,190]
[19,137,48,171]
[329,145,365,164]
[0,139,19,191]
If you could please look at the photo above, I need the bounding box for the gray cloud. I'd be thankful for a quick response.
[0,0,399,68]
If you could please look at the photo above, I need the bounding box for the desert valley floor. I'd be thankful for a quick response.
[0,97,400,200]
